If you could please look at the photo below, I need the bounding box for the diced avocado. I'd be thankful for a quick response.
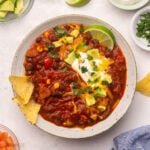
[85,93,96,106]
[102,74,112,85]
[65,36,73,44]
[87,49,100,59]
[70,29,79,37]
[10,0,16,4]
[94,88,106,98]
[98,105,106,112]
[0,0,5,4]
[0,11,7,18]
[14,0,23,14]
[64,51,76,65]
[52,41,63,48]
[0,0,14,11]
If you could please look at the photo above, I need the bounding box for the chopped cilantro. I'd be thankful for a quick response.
[102,80,109,85]
[93,78,99,83]
[48,51,58,57]
[87,79,92,83]
[77,42,86,49]
[87,55,93,60]
[81,66,88,73]
[72,82,78,88]
[93,65,99,71]
[46,44,55,50]
[80,24,84,33]
[74,52,81,58]
[62,67,67,72]
[91,72,95,76]
[86,86,92,93]
[92,62,99,71]
[54,27,67,36]
[73,88,86,96]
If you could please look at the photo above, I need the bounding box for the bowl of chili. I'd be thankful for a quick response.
[0,124,19,150]
[11,14,137,138]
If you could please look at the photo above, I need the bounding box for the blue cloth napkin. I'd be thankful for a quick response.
[112,125,150,150]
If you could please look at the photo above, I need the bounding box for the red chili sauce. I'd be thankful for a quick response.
[24,23,126,128]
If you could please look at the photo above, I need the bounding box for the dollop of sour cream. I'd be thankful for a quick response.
[115,0,141,5]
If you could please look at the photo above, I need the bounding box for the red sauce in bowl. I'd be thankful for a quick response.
[24,23,126,128]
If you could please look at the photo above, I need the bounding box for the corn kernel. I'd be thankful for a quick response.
[44,47,48,51]
[46,79,51,84]
[44,32,49,38]
[37,46,43,52]
[54,82,60,89]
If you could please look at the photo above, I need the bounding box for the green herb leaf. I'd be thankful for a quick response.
[86,86,92,93]
[73,89,80,96]
[46,44,55,50]
[62,67,67,72]
[102,80,109,85]
[74,52,81,58]
[87,55,93,60]
[48,51,58,57]
[72,82,78,88]
[54,27,67,36]
[80,24,84,33]
[81,66,88,73]
[77,42,86,49]
[73,88,86,96]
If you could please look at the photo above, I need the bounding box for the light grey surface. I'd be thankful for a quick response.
[0,0,150,149]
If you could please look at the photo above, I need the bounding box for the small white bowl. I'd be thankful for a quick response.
[109,0,149,10]
[131,6,150,51]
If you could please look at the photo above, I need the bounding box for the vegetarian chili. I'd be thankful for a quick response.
[24,23,126,128]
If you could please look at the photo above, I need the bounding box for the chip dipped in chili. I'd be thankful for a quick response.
[24,23,127,128]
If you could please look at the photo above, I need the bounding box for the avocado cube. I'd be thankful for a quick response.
[65,51,76,65]
[0,0,5,4]
[14,0,24,14]
[10,0,17,4]
[0,0,14,11]
[0,11,8,18]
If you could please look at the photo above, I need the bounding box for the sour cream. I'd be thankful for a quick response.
[115,0,141,5]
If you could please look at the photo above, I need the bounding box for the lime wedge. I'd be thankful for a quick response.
[65,0,90,7]
[85,25,115,50]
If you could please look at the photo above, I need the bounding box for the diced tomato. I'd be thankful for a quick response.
[44,57,53,69]
[0,132,15,150]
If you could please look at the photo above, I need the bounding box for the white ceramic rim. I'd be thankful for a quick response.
[130,6,150,51]
[109,0,149,10]
[11,14,137,139]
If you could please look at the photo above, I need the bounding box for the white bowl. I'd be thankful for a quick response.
[109,0,149,10]
[11,14,137,138]
[131,6,150,51]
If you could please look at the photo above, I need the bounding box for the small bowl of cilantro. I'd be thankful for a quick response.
[131,6,150,51]
[0,0,34,23]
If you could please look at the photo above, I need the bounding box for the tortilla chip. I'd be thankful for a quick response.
[9,76,34,105]
[136,73,150,96]
[14,97,41,124]
[13,96,24,104]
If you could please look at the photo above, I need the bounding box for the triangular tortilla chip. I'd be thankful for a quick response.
[20,99,41,124]
[14,97,41,124]
[136,73,150,96]
[9,75,34,104]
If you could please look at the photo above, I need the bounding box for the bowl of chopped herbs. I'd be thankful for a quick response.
[131,6,150,51]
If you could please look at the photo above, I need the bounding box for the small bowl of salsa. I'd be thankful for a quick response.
[0,125,19,150]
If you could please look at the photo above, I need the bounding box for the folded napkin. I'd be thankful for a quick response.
[112,125,150,150]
